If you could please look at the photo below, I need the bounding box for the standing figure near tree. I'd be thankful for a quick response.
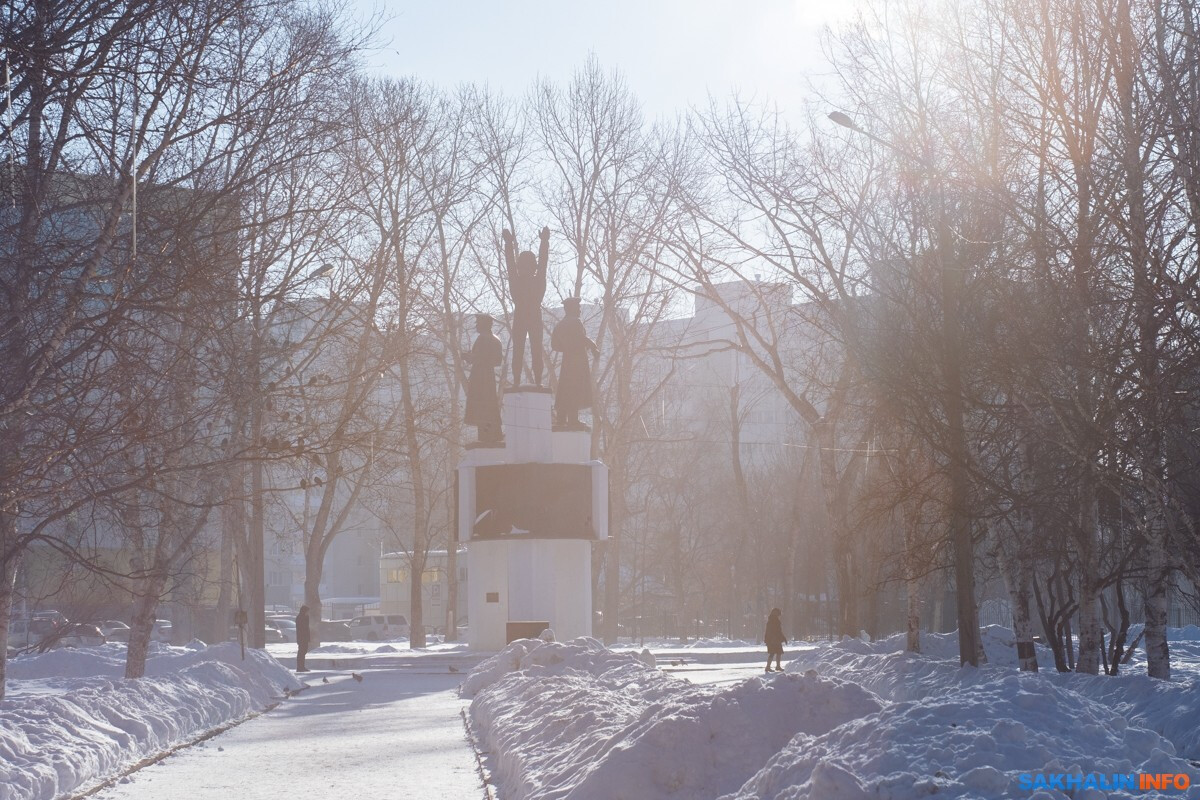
[295,605,311,673]
[551,297,598,429]
[464,313,504,444]
[503,226,549,386]
[764,607,786,672]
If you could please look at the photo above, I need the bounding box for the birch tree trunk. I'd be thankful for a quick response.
[214,498,237,644]
[304,551,326,650]
[993,519,1038,672]
[1074,485,1103,675]
[1012,562,1039,673]
[1144,521,1172,679]
[1117,0,1172,681]
[125,568,169,679]
[901,500,923,653]
[0,537,19,701]
[604,459,625,645]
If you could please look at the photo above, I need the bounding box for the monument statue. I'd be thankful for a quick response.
[464,313,503,444]
[551,297,598,429]
[502,226,549,386]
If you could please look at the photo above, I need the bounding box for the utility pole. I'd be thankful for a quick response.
[828,111,981,666]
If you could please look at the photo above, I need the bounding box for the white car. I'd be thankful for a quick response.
[267,618,297,642]
[150,619,173,643]
[347,614,409,641]
[57,623,106,648]
[99,620,131,642]
[7,617,60,652]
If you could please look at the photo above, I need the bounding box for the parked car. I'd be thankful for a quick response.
[318,620,353,642]
[150,619,173,643]
[7,616,60,652]
[266,618,297,643]
[32,610,68,627]
[99,620,131,642]
[225,622,287,644]
[346,614,409,641]
[57,623,106,648]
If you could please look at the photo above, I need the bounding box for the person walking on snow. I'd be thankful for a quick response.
[764,607,786,672]
[296,605,311,673]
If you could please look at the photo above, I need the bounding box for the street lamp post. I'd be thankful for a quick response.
[828,111,982,667]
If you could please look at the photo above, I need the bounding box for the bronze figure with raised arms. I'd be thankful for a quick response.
[502,226,550,386]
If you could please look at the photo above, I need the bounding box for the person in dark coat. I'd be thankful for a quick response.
[464,313,503,443]
[503,226,550,386]
[295,605,311,673]
[551,297,598,428]
[764,607,786,672]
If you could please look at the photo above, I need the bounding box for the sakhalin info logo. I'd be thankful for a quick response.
[1018,772,1192,792]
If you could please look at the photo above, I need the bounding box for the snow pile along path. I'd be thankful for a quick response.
[469,628,1200,800]
[723,671,1187,799]
[723,626,1199,799]
[466,637,880,800]
[0,642,297,800]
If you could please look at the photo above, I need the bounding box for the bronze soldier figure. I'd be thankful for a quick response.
[551,297,598,429]
[464,313,503,443]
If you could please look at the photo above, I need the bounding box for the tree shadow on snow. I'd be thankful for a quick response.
[270,669,466,719]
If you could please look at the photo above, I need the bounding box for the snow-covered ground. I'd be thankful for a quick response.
[464,638,880,799]
[465,627,1200,799]
[2,639,486,800]
[7,628,1200,800]
[93,663,481,800]
[0,641,298,800]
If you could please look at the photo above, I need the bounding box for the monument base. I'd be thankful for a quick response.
[460,390,604,651]
[467,538,592,651]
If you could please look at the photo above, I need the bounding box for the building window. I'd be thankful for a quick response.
[421,568,444,585]
[387,568,407,584]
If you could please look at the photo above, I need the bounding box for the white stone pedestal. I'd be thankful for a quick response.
[552,429,591,463]
[461,390,606,652]
[467,539,592,651]
[502,388,552,463]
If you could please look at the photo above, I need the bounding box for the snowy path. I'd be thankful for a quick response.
[93,664,484,800]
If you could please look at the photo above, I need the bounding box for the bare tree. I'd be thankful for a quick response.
[0,0,364,688]
[530,57,689,643]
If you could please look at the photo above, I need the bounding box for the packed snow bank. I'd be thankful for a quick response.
[462,636,640,698]
[466,637,880,800]
[723,672,1189,799]
[471,629,1200,800]
[720,626,1198,799]
[782,624,1200,761]
[1,642,297,800]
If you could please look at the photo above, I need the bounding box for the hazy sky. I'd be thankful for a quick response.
[350,0,860,120]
